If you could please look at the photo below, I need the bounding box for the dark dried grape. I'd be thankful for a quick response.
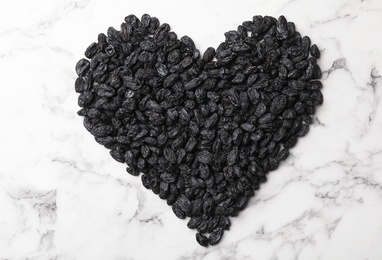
[188,217,202,229]
[75,59,90,76]
[163,148,176,164]
[276,148,289,161]
[172,204,186,219]
[85,42,98,59]
[308,81,322,90]
[270,94,287,115]
[310,44,320,58]
[259,113,275,124]
[208,227,223,245]
[273,127,287,142]
[254,103,267,117]
[240,123,255,132]
[185,77,204,90]
[207,216,220,233]
[312,64,322,79]
[90,124,113,137]
[219,216,231,230]
[227,147,239,165]
[95,84,115,97]
[160,172,177,183]
[75,77,87,93]
[181,35,195,50]
[196,233,209,247]
[204,113,218,129]
[297,124,309,137]
[141,14,151,27]
[176,195,191,214]
[283,108,297,119]
[197,151,212,164]
[203,47,216,63]
[78,92,94,107]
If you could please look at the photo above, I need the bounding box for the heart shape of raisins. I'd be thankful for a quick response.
[75,14,323,247]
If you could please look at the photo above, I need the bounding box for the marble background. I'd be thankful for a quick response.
[1,0,382,259]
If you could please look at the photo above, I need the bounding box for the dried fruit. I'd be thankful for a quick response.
[208,227,223,245]
[75,14,323,247]
[270,94,287,115]
[196,233,209,247]
[310,44,320,59]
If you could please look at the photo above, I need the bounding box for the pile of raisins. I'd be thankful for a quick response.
[75,14,322,246]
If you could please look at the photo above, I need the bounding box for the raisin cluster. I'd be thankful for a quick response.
[75,14,322,246]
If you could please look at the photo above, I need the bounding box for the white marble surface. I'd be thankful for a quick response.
[1,0,382,259]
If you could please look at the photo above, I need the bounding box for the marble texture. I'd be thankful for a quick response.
[1,0,382,259]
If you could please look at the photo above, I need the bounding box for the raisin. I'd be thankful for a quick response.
[208,227,223,245]
[78,92,94,107]
[310,44,320,58]
[270,94,287,115]
[203,47,216,63]
[197,151,212,164]
[85,42,98,59]
[196,233,209,247]
[172,204,186,219]
[75,59,90,77]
